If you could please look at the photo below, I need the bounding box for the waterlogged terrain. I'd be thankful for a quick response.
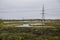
[0,19,60,40]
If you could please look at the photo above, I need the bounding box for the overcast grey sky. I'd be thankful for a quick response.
[0,0,60,19]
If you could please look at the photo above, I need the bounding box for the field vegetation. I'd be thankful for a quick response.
[0,19,60,40]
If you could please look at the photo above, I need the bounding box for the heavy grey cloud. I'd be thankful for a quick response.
[0,0,60,19]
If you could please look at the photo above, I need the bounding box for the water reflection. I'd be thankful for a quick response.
[17,24,31,27]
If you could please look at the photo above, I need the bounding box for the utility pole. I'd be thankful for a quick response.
[42,4,45,20]
[41,4,45,25]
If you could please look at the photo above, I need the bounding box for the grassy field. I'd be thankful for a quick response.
[0,27,60,40]
[0,19,60,40]
[2,19,60,27]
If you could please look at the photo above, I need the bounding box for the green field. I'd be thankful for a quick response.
[0,19,60,40]
[0,27,60,40]
[1,19,60,27]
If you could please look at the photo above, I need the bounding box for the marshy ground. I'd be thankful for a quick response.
[0,19,60,40]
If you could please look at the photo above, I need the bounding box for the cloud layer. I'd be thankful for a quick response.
[0,0,60,19]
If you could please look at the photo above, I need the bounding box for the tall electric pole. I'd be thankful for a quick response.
[41,4,45,25]
[42,4,45,20]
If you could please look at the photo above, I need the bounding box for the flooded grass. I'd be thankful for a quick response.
[0,19,60,40]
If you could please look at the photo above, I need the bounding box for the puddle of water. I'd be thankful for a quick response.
[17,24,31,27]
